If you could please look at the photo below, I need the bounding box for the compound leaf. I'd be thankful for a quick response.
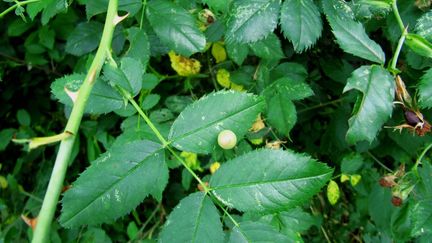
[226,0,281,44]
[60,140,168,227]
[343,65,394,144]
[146,0,205,56]
[169,91,265,154]
[210,149,333,212]
[280,0,322,52]
[159,192,224,243]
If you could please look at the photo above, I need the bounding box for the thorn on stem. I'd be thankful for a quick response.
[113,13,130,25]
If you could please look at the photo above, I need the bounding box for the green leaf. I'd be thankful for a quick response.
[249,33,284,60]
[27,1,45,20]
[321,0,355,22]
[262,78,313,136]
[419,68,432,109]
[270,62,309,82]
[202,0,232,13]
[60,140,168,227]
[81,228,112,243]
[263,77,314,101]
[41,0,68,25]
[103,57,143,96]
[142,73,161,90]
[0,128,16,151]
[266,98,296,137]
[412,199,432,236]
[65,21,103,56]
[17,109,31,126]
[127,222,139,240]
[226,0,281,44]
[125,27,150,70]
[51,73,124,114]
[229,221,290,242]
[226,41,249,65]
[343,65,394,144]
[141,94,160,110]
[210,149,333,212]
[7,19,33,37]
[405,33,432,59]
[164,95,193,113]
[168,91,265,154]
[150,108,175,123]
[280,0,322,53]
[159,192,224,243]
[38,26,55,49]
[323,0,385,64]
[340,153,364,174]
[277,208,320,233]
[86,0,142,19]
[146,0,206,56]
[416,10,432,42]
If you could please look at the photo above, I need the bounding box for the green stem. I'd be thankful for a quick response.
[412,143,432,176]
[0,0,40,18]
[31,1,119,242]
[209,194,240,227]
[132,203,161,242]
[298,97,346,114]
[123,90,210,192]
[392,0,405,33]
[367,152,393,173]
[139,0,147,29]
[390,27,408,72]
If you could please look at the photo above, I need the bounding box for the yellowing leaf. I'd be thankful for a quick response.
[249,138,263,145]
[180,151,202,171]
[340,174,350,183]
[327,180,340,205]
[216,69,231,88]
[250,114,265,132]
[12,132,72,150]
[211,42,227,63]
[210,162,221,174]
[216,69,244,91]
[350,174,362,186]
[230,82,244,91]
[265,140,286,150]
[0,176,7,189]
[168,51,201,76]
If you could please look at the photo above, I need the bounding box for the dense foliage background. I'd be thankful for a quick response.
[1,0,432,242]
